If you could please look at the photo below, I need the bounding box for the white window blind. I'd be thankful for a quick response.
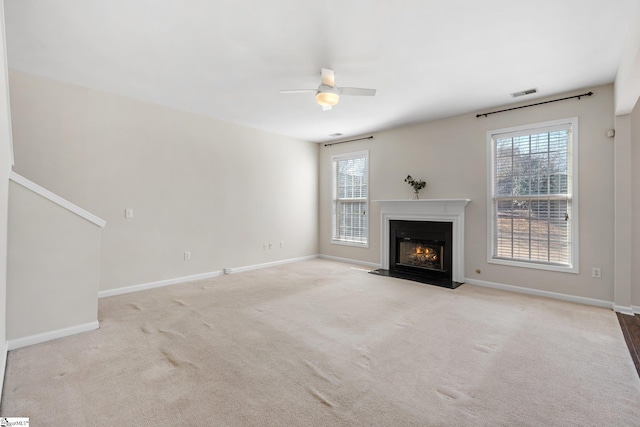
[488,119,578,273]
[332,151,368,246]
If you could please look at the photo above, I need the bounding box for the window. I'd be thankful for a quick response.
[487,118,578,273]
[332,151,368,246]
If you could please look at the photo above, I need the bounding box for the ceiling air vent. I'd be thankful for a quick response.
[511,88,538,98]
[329,133,343,137]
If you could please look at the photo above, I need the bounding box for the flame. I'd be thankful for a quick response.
[413,246,438,262]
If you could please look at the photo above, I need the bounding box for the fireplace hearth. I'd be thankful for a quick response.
[370,199,470,289]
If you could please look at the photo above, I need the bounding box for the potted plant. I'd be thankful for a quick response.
[405,175,426,199]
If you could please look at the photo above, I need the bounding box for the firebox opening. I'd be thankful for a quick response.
[397,239,445,272]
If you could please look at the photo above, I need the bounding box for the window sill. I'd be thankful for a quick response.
[488,257,578,274]
[331,239,369,249]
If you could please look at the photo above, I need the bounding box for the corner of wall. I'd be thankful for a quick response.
[0,339,7,403]
[0,0,12,405]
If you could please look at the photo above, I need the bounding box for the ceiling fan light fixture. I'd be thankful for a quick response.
[316,91,339,107]
[281,68,374,109]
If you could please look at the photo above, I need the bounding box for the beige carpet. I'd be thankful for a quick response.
[2,259,639,426]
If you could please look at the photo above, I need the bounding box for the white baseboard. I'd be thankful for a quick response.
[319,254,381,269]
[229,255,319,274]
[633,306,640,315]
[98,255,320,299]
[7,320,99,351]
[464,278,614,310]
[614,305,635,316]
[98,270,225,298]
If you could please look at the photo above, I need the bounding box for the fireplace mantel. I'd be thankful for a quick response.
[373,199,470,283]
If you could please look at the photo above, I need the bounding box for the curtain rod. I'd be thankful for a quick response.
[476,91,593,118]
[324,136,373,147]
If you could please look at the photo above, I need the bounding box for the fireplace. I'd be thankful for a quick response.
[370,199,470,289]
[391,219,451,275]
[384,219,456,287]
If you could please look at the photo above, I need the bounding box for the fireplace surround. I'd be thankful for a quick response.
[371,199,470,288]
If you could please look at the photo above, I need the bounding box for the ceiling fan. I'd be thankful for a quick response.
[280,68,376,111]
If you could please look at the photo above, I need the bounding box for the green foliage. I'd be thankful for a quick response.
[404,175,426,192]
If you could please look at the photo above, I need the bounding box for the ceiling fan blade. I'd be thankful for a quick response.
[322,105,332,111]
[339,87,376,96]
[321,68,335,87]
[280,89,316,94]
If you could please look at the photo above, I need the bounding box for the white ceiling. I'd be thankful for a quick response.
[4,0,638,142]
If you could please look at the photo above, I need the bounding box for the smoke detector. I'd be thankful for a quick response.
[511,88,538,98]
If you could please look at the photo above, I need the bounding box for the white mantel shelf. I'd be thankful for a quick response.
[373,198,471,283]
[373,199,471,210]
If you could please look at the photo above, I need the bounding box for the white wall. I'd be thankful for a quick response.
[614,0,640,313]
[632,101,640,308]
[9,70,319,292]
[7,180,101,341]
[614,0,640,116]
[320,85,616,302]
[0,0,11,400]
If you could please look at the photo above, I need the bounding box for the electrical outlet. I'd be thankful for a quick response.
[184,251,191,261]
[280,241,284,248]
[592,267,601,279]
[125,208,134,219]
[268,242,273,250]
[263,243,268,250]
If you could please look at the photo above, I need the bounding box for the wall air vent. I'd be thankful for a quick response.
[511,88,538,98]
